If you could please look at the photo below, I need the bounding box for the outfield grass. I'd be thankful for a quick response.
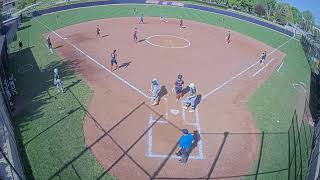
[13,4,311,179]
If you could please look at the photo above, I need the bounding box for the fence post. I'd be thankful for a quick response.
[0,147,24,180]
[255,131,264,180]
[296,113,303,180]
[292,111,297,180]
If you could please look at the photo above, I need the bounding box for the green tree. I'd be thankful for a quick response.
[291,6,303,24]
[302,10,315,32]
[274,3,293,25]
[256,0,277,20]
[240,0,257,13]
[255,4,266,16]
[226,0,241,9]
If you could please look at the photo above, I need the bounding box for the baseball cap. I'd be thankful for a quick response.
[182,129,189,134]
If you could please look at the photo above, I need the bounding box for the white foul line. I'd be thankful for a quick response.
[35,18,151,99]
[277,61,284,72]
[252,58,275,77]
[202,37,293,100]
[202,61,259,99]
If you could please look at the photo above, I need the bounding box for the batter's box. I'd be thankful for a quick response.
[147,113,204,160]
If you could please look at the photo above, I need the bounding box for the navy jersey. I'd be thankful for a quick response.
[175,79,184,89]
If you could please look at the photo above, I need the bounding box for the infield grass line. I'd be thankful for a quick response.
[252,58,275,77]
[202,36,294,100]
[35,18,151,99]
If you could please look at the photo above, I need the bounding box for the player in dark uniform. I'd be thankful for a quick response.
[133,27,138,43]
[226,31,231,44]
[47,35,53,53]
[139,14,144,24]
[96,25,101,38]
[110,49,119,71]
[18,39,23,51]
[179,18,183,28]
[172,74,184,101]
[260,51,267,65]
[47,35,52,50]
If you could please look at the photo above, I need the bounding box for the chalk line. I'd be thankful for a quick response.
[181,101,197,126]
[164,97,168,119]
[35,18,150,99]
[252,58,275,77]
[145,34,191,49]
[202,37,293,100]
[277,61,284,72]
[292,83,307,93]
[148,153,201,160]
[195,108,204,159]
[147,114,153,157]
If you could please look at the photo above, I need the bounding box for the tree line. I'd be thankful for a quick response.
[194,0,317,33]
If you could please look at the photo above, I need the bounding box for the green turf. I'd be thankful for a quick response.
[12,12,115,180]
[13,4,311,179]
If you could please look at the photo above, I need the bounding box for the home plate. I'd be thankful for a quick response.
[170,109,180,116]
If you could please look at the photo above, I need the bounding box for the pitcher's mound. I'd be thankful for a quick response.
[145,35,191,48]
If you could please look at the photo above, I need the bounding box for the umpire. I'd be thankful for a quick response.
[176,129,194,163]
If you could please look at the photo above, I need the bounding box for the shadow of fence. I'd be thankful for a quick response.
[45,91,314,180]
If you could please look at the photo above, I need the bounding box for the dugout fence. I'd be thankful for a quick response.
[301,34,320,74]
[0,15,26,179]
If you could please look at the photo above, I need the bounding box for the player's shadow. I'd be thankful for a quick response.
[187,130,201,161]
[158,85,168,103]
[182,86,190,96]
[54,45,63,49]
[101,34,109,38]
[119,61,131,69]
[195,94,202,108]
[138,39,145,43]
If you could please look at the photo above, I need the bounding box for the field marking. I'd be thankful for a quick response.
[252,58,275,77]
[148,153,201,160]
[202,37,293,100]
[147,110,204,160]
[164,97,169,119]
[145,35,191,49]
[195,108,204,159]
[292,83,307,93]
[299,81,306,87]
[277,60,284,72]
[181,101,197,126]
[292,82,307,93]
[147,114,153,157]
[35,18,151,99]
